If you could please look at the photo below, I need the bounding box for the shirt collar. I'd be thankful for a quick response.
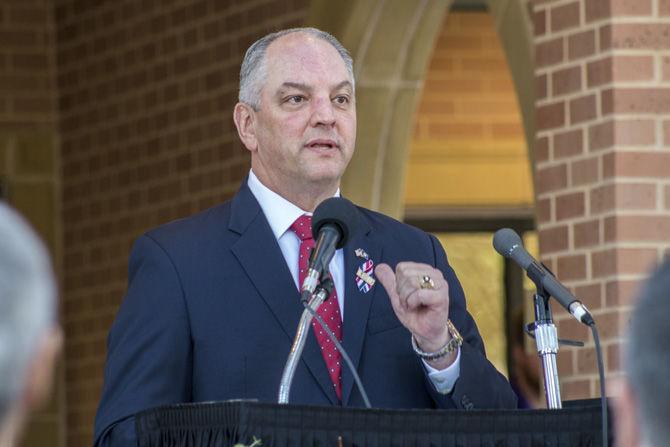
[247,169,340,240]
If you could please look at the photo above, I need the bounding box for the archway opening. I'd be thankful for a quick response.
[404,2,540,407]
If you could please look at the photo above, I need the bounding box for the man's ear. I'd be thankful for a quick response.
[233,102,258,152]
[23,327,63,410]
[613,377,642,447]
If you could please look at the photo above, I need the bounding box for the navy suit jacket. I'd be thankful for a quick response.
[93,182,516,446]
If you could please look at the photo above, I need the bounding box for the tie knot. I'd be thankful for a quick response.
[290,214,313,241]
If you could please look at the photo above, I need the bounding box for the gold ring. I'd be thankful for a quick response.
[419,275,435,290]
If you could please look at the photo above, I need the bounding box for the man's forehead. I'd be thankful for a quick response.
[267,31,331,55]
[265,32,349,76]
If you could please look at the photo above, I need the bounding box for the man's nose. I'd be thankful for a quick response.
[310,97,336,127]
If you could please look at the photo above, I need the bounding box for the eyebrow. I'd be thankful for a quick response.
[277,80,353,94]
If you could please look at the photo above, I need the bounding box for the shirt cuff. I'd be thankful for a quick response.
[422,346,461,394]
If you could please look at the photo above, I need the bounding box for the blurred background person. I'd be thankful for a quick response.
[0,203,62,447]
[614,258,670,447]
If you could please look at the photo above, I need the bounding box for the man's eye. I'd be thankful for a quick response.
[333,96,349,104]
[287,95,305,104]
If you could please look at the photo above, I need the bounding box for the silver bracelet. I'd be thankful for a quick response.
[411,320,463,361]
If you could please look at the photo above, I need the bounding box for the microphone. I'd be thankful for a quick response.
[493,228,594,326]
[300,197,357,301]
[279,197,371,406]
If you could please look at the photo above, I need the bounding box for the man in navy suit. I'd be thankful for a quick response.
[94,27,516,446]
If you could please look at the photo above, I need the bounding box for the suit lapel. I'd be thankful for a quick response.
[341,211,381,406]
[228,183,338,404]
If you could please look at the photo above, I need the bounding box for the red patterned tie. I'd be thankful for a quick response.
[290,214,342,400]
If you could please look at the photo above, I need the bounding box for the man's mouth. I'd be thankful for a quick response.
[306,139,339,149]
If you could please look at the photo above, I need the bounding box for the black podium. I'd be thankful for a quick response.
[135,400,611,447]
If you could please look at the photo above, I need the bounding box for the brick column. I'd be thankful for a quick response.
[533,0,670,400]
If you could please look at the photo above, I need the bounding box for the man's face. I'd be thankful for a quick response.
[249,33,357,193]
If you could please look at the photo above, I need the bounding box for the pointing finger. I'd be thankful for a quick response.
[375,263,404,313]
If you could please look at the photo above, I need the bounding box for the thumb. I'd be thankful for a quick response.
[376,264,405,315]
[375,263,398,300]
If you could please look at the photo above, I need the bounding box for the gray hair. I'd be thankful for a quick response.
[0,202,57,421]
[625,257,670,446]
[238,27,355,110]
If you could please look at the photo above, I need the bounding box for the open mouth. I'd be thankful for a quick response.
[306,140,338,149]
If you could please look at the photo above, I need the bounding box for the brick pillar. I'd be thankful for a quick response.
[533,0,670,400]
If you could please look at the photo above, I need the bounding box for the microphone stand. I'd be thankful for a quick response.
[529,282,563,409]
[524,261,563,409]
[278,277,334,404]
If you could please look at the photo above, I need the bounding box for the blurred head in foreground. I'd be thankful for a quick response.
[0,202,62,446]
[615,257,670,447]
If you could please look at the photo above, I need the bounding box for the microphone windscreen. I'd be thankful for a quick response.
[493,228,535,269]
[492,228,523,258]
[312,197,358,249]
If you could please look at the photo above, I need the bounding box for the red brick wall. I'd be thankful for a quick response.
[533,0,670,399]
[56,2,308,445]
[406,10,533,207]
[0,0,57,129]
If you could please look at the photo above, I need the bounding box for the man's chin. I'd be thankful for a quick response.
[300,161,346,179]
[303,169,344,186]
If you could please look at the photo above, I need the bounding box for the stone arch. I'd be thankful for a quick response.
[307,0,535,218]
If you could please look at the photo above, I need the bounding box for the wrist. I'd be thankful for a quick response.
[411,320,463,362]
[426,348,458,370]
[414,330,451,354]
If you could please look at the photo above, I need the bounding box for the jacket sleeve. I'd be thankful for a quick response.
[424,233,518,410]
[93,234,193,446]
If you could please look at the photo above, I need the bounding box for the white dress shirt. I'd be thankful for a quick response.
[247,170,460,394]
